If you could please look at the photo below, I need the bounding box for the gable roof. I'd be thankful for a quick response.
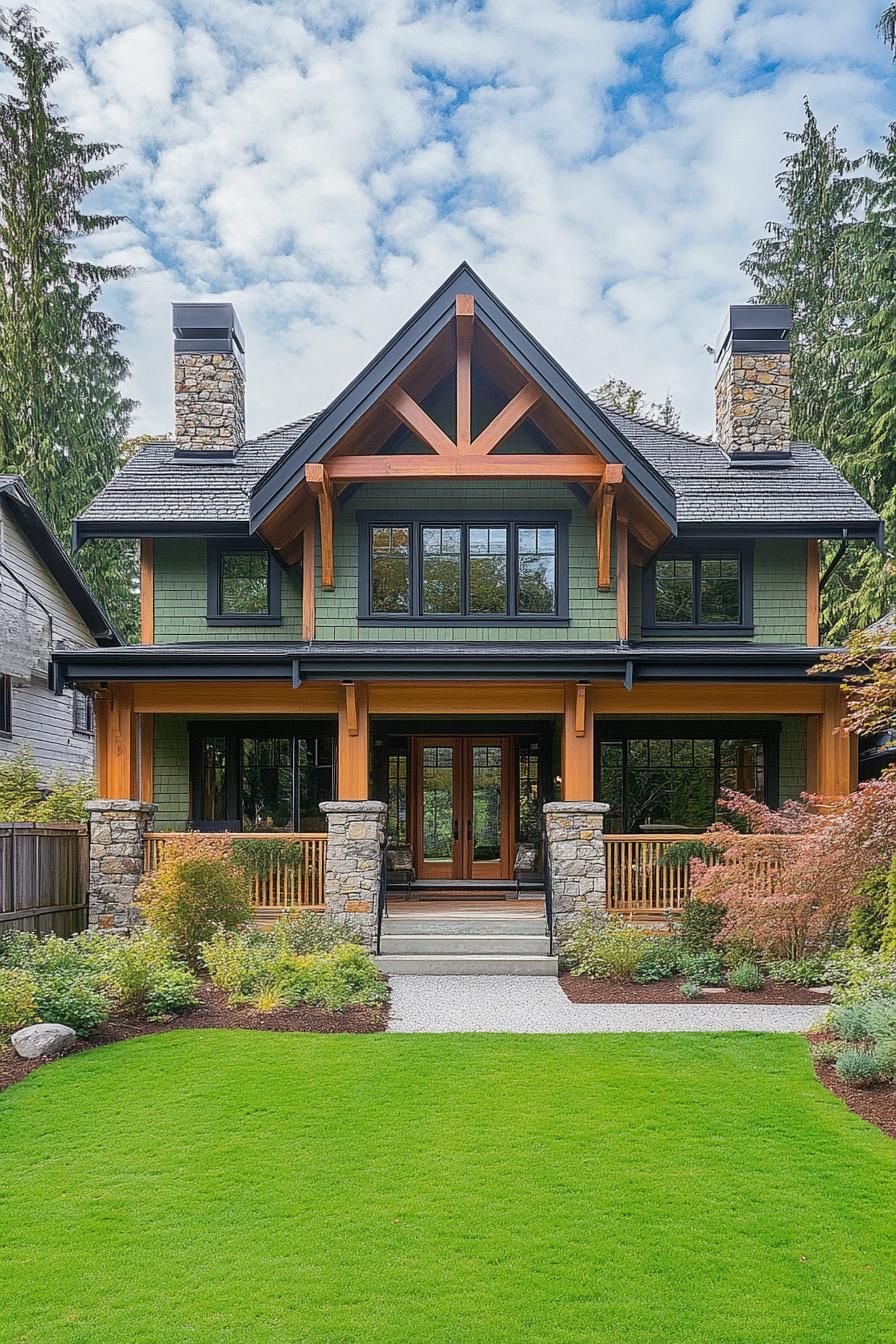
[247,262,679,534]
[0,477,120,645]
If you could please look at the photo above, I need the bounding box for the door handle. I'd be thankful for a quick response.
[452,818,459,841]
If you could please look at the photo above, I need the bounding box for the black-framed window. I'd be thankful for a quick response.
[206,539,282,625]
[189,721,335,831]
[359,512,569,624]
[596,720,779,834]
[0,675,10,736]
[72,689,93,735]
[643,542,753,634]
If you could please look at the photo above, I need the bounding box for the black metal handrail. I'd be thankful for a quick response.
[375,846,388,954]
[542,821,553,955]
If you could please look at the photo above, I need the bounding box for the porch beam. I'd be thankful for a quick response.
[469,380,543,456]
[817,684,857,798]
[338,681,369,799]
[562,681,594,801]
[382,384,457,457]
[455,295,474,453]
[322,455,618,483]
[304,463,335,590]
[97,683,137,798]
[299,498,316,641]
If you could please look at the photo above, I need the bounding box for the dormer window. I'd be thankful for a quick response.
[207,540,281,625]
[644,542,753,635]
[360,512,568,624]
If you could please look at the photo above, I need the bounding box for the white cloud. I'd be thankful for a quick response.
[24,0,896,439]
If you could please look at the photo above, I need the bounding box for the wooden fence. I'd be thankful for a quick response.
[144,833,329,911]
[604,833,789,917]
[0,823,89,936]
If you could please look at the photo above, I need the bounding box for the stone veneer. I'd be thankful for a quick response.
[174,351,245,453]
[85,800,156,931]
[319,800,387,951]
[543,801,610,935]
[715,351,791,456]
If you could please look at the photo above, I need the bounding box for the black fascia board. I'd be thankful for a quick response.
[51,646,300,687]
[248,262,679,536]
[678,520,884,544]
[0,482,121,645]
[73,519,252,547]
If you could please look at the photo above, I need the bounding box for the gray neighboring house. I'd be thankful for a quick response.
[0,477,119,784]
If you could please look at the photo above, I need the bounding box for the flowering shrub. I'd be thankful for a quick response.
[686,779,896,959]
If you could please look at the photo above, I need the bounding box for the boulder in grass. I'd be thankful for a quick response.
[10,1023,77,1059]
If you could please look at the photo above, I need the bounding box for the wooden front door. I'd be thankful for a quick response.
[413,736,514,880]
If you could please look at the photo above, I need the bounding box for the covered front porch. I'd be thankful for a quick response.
[66,666,857,925]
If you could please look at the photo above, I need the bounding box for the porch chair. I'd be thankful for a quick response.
[386,844,415,899]
[512,841,540,898]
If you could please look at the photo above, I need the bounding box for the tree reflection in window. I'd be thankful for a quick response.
[468,527,507,614]
[371,526,410,613]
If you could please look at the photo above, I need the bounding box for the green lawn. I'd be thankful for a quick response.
[0,1032,894,1344]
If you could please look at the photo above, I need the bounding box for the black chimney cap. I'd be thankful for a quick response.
[715,304,792,362]
[172,302,245,368]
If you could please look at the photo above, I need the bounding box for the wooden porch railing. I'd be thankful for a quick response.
[603,833,788,916]
[144,833,328,910]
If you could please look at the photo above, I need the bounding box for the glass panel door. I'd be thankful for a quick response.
[469,742,503,876]
[416,739,459,878]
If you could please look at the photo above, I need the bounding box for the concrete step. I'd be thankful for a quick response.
[374,954,559,976]
[380,933,551,956]
[381,916,546,937]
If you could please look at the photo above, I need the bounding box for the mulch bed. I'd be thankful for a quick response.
[807,1033,896,1140]
[559,972,831,1006]
[0,982,388,1095]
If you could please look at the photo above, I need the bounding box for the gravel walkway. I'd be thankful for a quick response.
[387,976,824,1034]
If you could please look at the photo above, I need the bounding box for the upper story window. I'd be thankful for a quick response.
[207,540,282,626]
[360,513,568,624]
[644,542,753,635]
[72,689,93,735]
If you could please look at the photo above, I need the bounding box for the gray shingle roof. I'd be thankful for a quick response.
[76,405,879,538]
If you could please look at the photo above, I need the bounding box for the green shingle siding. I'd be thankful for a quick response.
[153,539,302,643]
[152,714,189,830]
[314,481,617,643]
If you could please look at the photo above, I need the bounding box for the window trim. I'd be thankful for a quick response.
[357,510,570,625]
[595,718,780,833]
[0,674,10,738]
[642,540,754,636]
[206,539,283,626]
[72,688,94,736]
[188,720,337,832]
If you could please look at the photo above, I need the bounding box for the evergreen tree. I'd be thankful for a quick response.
[592,377,681,429]
[881,5,896,53]
[0,8,137,639]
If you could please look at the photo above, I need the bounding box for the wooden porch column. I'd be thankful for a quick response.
[816,685,857,799]
[97,683,137,798]
[337,681,369,799]
[562,682,594,801]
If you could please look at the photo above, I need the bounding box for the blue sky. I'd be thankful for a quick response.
[25,0,896,437]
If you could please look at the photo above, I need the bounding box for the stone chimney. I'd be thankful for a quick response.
[714,304,792,460]
[172,302,245,456]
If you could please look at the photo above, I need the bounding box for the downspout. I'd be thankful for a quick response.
[820,528,849,594]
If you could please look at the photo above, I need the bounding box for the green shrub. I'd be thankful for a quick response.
[834,1048,881,1087]
[680,981,703,1000]
[680,899,727,953]
[280,944,390,1011]
[105,932,198,1018]
[766,956,829,987]
[139,853,252,966]
[828,1003,875,1043]
[200,927,281,998]
[231,837,305,881]
[202,927,388,1012]
[34,975,108,1036]
[633,936,683,983]
[658,840,723,870]
[559,913,651,981]
[873,1039,896,1079]
[0,746,94,822]
[826,948,896,1005]
[849,868,890,953]
[0,967,38,1033]
[727,961,764,992]
[680,949,724,986]
[809,1038,838,1066]
[274,909,362,953]
[883,855,896,959]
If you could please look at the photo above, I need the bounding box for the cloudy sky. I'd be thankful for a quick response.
[23,0,896,439]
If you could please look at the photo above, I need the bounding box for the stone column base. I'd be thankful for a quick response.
[543,801,610,937]
[86,800,157,932]
[319,800,387,951]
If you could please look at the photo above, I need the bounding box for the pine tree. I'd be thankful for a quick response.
[881,5,896,53]
[0,8,137,639]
